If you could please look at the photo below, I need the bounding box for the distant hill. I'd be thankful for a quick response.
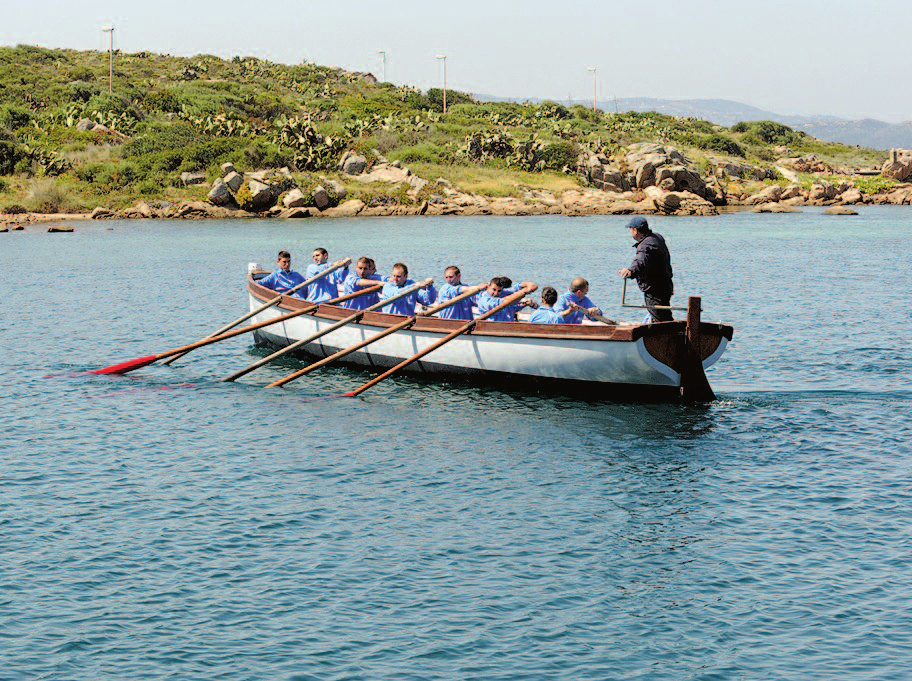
[475,95,912,150]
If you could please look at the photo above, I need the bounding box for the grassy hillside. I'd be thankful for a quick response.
[0,44,891,213]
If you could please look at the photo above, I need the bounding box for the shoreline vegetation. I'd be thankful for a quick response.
[2,44,911,226]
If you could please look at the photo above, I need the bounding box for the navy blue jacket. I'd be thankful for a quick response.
[628,232,673,296]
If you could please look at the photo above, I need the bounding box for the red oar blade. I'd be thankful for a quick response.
[89,354,159,375]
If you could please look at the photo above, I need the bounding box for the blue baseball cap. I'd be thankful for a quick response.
[626,216,649,231]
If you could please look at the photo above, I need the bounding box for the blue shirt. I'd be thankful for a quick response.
[554,291,599,324]
[258,269,306,297]
[340,272,384,310]
[380,280,437,315]
[437,283,477,320]
[304,262,349,303]
[528,305,561,324]
[475,284,522,322]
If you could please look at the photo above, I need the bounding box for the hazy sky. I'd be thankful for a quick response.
[4,0,909,122]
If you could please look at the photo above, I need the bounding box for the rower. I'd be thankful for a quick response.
[379,263,436,315]
[554,277,602,324]
[527,287,562,324]
[436,266,485,320]
[304,247,351,303]
[340,257,385,310]
[258,250,306,297]
[475,277,536,322]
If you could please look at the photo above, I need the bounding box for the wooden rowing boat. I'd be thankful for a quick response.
[246,272,733,401]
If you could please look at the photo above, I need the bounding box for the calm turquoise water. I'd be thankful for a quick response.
[2,209,911,680]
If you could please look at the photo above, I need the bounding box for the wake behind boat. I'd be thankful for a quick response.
[246,269,734,401]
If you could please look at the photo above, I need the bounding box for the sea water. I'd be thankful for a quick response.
[2,209,911,679]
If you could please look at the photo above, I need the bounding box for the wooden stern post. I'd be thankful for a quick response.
[680,295,717,402]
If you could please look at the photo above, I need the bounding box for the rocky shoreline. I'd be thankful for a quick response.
[4,145,911,228]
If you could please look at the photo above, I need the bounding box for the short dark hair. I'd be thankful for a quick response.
[278,250,291,259]
[495,276,512,288]
[445,265,460,276]
[542,287,558,306]
[313,247,328,256]
[392,262,408,275]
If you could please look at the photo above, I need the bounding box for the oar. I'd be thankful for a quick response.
[343,283,537,398]
[265,284,486,388]
[161,258,351,366]
[89,285,381,376]
[221,278,435,383]
[587,311,618,325]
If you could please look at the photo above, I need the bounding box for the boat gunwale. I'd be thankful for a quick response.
[247,275,733,345]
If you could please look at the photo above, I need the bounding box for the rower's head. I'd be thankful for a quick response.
[541,287,558,307]
[356,257,371,278]
[312,247,329,264]
[626,216,651,242]
[391,263,408,287]
[277,250,292,272]
[570,277,589,300]
[444,266,462,286]
[487,276,512,297]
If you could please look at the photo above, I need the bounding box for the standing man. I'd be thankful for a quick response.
[304,247,350,303]
[380,263,437,315]
[554,277,602,324]
[258,250,306,297]
[437,266,484,320]
[619,216,674,322]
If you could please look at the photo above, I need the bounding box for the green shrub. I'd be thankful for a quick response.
[26,179,76,213]
[540,140,579,171]
[144,89,183,113]
[854,176,897,194]
[0,104,33,131]
[427,88,474,112]
[1,203,28,214]
[0,139,28,174]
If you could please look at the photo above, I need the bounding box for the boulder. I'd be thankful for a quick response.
[824,206,859,215]
[221,162,236,175]
[780,184,804,200]
[276,207,317,219]
[312,186,330,210]
[341,152,368,175]
[778,154,833,174]
[326,179,347,201]
[90,206,115,220]
[624,143,708,198]
[282,188,309,208]
[208,178,233,206]
[745,184,783,205]
[751,202,800,213]
[840,188,863,205]
[808,181,837,203]
[881,149,912,182]
[224,171,243,193]
[180,171,207,186]
[320,199,366,218]
[76,118,96,131]
[644,186,718,216]
[47,225,75,233]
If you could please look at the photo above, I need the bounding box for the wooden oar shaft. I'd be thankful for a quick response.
[161,259,350,366]
[265,317,417,388]
[265,282,476,389]
[222,280,432,382]
[345,284,536,397]
[90,285,379,376]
